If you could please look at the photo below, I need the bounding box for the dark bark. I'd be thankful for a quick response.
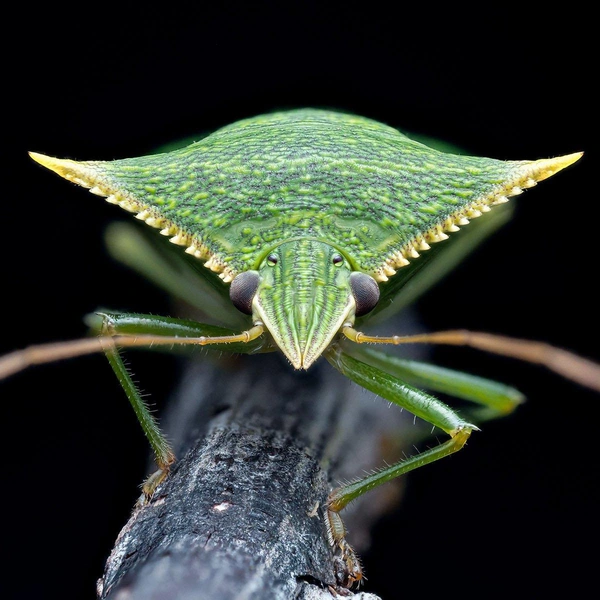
[97,350,414,600]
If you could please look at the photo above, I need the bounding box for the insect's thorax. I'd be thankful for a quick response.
[252,238,356,370]
[31,109,582,288]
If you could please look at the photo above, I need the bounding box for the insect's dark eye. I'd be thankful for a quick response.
[350,272,380,317]
[229,271,260,315]
[332,253,344,266]
[267,254,278,266]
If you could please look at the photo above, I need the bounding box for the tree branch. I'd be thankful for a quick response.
[97,350,413,599]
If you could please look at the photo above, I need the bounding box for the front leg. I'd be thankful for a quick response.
[100,315,176,502]
[100,338,175,501]
[97,312,266,501]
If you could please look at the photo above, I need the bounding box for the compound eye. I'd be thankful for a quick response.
[350,272,380,317]
[229,271,260,315]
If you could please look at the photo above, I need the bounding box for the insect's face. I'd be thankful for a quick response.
[230,239,380,369]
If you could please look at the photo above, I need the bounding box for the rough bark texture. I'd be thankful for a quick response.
[97,350,414,600]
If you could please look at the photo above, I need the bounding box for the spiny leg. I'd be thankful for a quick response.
[100,335,175,501]
[345,345,525,423]
[97,313,266,501]
[325,347,477,509]
[323,347,477,586]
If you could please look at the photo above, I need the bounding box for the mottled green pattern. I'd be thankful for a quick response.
[88,109,522,275]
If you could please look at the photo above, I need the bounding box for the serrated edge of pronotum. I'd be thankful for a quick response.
[374,152,583,282]
[29,150,583,285]
[28,151,237,283]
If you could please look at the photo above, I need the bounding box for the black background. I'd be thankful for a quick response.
[3,4,597,599]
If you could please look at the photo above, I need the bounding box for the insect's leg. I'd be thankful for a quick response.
[323,347,477,583]
[345,345,525,423]
[0,313,267,382]
[325,346,476,510]
[95,313,266,500]
[342,325,600,393]
[100,327,175,500]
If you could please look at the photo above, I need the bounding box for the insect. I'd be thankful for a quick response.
[1,109,597,589]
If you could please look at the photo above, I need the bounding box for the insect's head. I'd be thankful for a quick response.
[229,239,380,369]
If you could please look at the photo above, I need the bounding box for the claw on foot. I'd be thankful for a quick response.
[136,464,172,507]
[326,506,363,589]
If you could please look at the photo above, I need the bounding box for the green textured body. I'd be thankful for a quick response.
[37,109,573,283]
